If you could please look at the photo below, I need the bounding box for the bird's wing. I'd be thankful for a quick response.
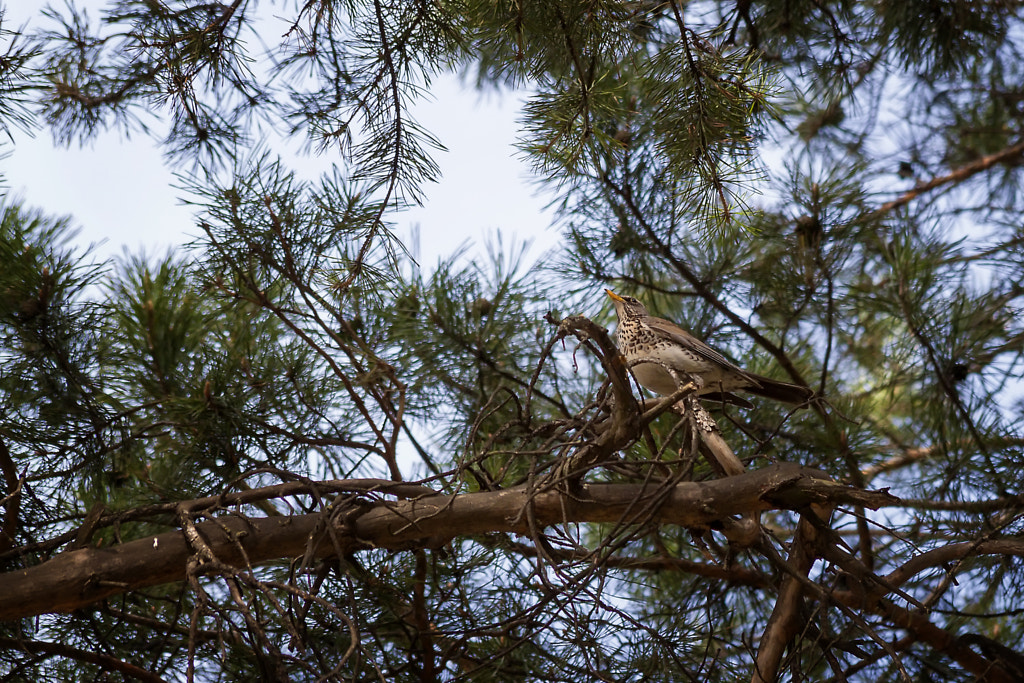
[642,316,751,377]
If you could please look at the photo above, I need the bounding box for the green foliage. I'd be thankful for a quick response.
[0,204,109,476]
[3,0,1024,681]
[0,12,37,138]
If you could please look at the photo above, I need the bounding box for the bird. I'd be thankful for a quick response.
[605,289,813,407]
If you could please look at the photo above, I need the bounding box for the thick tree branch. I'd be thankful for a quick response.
[0,435,22,554]
[0,464,884,621]
[0,477,438,562]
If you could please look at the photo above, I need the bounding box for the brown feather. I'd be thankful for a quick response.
[606,289,814,407]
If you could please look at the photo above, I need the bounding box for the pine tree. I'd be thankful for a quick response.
[2,1,1024,681]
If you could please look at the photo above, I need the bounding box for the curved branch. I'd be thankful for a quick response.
[866,597,1018,683]
[819,540,1024,683]
[872,138,1024,218]
[506,539,770,587]
[0,636,168,683]
[882,539,1024,591]
[541,313,644,483]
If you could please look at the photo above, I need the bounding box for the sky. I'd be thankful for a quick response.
[1,2,560,268]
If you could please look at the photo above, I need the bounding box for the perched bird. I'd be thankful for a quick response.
[606,289,813,407]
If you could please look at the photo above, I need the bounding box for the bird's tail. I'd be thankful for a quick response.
[745,374,815,406]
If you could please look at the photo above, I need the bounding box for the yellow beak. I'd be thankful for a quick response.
[605,288,624,302]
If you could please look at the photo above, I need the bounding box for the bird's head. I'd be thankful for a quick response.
[605,289,648,319]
